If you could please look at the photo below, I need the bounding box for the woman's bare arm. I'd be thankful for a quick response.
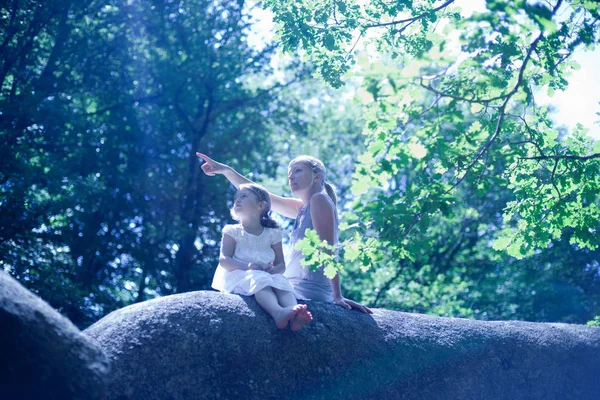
[267,192,303,220]
[310,193,372,314]
[197,152,302,219]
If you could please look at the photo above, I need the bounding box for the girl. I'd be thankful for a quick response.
[213,183,313,331]
[198,152,372,314]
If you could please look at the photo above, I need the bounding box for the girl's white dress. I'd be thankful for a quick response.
[212,224,296,296]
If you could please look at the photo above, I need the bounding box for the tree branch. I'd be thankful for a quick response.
[345,31,364,61]
[213,76,303,115]
[371,264,404,307]
[448,0,565,192]
[520,153,600,161]
[83,95,162,116]
[363,0,456,29]
[419,79,504,105]
[550,158,562,201]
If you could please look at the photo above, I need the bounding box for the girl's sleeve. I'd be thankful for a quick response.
[222,224,237,240]
[271,228,283,245]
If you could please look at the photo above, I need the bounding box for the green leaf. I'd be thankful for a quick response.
[323,32,336,51]
[492,236,511,251]
[408,141,427,159]
[344,242,360,262]
[351,175,371,196]
[470,103,483,114]
[323,263,338,279]
[368,139,385,156]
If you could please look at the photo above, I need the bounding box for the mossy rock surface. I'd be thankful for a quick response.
[0,271,109,400]
[85,290,600,400]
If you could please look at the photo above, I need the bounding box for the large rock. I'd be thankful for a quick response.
[0,271,109,400]
[85,290,600,400]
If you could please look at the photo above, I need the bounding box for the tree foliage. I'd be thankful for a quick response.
[2,0,599,326]
[266,0,600,322]
[0,0,313,327]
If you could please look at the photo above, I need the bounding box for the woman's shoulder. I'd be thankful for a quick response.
[309,192,335,210]
[308,193,336,225]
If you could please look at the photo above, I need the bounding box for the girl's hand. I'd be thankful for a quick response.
[263,262,275,274]
[248,262,268,271]
[333,297,373,314]
[196,152,228,176]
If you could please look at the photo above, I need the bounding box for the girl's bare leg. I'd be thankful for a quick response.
[272,288,313,332]
[290,308,313,331]
[254,287,303,329]
[272,288,298,307]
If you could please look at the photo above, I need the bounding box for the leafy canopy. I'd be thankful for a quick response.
[269,0,600,260]
[273,0,600,321]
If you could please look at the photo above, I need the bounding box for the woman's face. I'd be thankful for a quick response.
[288,162,315,194]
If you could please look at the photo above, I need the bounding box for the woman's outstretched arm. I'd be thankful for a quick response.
[196,152,302,219]
[310,193,373,314]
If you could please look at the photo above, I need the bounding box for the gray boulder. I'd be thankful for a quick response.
[0,271,109,400]
[85,290,600,400]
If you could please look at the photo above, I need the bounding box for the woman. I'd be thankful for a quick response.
[197,152,372,313]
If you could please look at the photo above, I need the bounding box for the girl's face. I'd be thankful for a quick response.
[288,162,316,194]
[233,188,263,219]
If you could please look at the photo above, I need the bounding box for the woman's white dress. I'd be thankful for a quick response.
[212,224,295,296]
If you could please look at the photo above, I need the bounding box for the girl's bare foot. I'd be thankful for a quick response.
[274,305,304,329]
[290,307,313,332]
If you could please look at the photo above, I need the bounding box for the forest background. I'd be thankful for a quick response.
[1,0,599,329]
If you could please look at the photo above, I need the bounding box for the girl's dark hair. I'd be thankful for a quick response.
[238,183,279,229]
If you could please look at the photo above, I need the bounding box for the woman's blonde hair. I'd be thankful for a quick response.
[289,155,337,206]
